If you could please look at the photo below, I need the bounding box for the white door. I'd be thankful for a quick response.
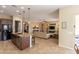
[75,15,79,46]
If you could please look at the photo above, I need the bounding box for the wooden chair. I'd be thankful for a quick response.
[74,44,79,54]
[32,36,35,45]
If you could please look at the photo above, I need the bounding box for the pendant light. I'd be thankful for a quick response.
[27,8,30,21]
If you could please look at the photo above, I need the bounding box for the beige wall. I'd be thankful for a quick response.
[59,6,79,49]
[0,15,12,20]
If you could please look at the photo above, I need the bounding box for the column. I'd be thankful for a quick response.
[28,22,33,48]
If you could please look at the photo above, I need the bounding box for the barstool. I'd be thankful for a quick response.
[32,36,35,45]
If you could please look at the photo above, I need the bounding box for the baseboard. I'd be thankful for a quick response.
[59,44,74,50]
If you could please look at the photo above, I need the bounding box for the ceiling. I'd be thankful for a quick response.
[0,5,67,20]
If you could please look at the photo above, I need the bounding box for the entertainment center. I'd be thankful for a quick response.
[39,21,58,38]
[48,23,56,33]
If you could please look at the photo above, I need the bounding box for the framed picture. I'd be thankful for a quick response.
[62,21,67,29]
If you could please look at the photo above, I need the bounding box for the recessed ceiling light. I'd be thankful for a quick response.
[0,10,4,13]
[21,6,24,9]
[2,5,6,8]
[16,10,19,12]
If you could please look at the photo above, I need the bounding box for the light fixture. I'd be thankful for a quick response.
[16,10,19,12]
[2,5,6,8]
[21,6,24,9]
[21,8,31,22]
[23,22,25,24]
[27,8,30,20]
[22,10,26,21]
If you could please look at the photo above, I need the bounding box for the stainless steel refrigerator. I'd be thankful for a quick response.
[1,24,12,40]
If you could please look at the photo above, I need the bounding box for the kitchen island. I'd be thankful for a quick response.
[11,33,30,50]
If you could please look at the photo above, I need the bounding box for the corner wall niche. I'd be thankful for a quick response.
[13,16,22,34]
[15,21,21,33]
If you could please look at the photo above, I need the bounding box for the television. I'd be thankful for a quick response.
[49,26,55,29]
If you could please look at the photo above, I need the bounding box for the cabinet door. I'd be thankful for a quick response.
[22,37,30,49]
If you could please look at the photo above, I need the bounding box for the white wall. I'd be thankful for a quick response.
[59,6,79,49]
[75,15,79,35]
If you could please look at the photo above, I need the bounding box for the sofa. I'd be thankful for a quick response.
[33,32,50,39]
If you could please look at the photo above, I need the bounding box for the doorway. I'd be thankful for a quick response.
[75,15,79,54]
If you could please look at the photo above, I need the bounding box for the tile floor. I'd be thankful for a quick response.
[0,38,76,54]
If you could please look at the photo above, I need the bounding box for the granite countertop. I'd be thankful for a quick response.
[12,33,30,37]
